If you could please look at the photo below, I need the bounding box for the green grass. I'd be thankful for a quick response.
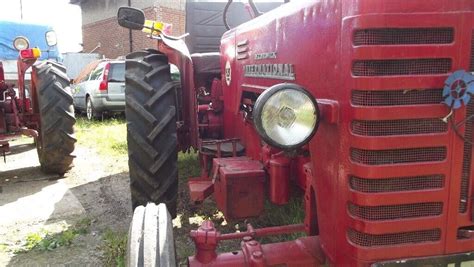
[15,218,92,253]
[178,151,201,179]
[101,229,127,267]
[75,117,127,156]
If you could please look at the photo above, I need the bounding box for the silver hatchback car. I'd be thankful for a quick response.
[73,60,125,120]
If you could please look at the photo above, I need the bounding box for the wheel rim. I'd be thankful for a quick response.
[86,99,92,120]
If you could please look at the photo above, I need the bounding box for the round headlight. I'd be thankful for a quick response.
[13,36,30,51]
[45,31,57,47]
[253,83,320,150]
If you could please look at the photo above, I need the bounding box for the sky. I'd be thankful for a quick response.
[0,0,82,53]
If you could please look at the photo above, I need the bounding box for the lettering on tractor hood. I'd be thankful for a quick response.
[244,63,295,80]
[255,52,277,60]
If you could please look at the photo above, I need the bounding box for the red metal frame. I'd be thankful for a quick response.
[0,51,40,154]
[188,221,325,266]
[150,0,474,265]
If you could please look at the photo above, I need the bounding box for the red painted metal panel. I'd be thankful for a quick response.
[349,190,446,206]
[352,105,448,120]
[353,76,449,90]
[351,162,449,178]
[213,157,265,220]
[351,134,450,150]
[213,0,474,265]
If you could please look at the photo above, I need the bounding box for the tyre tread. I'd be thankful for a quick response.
[125,50,179,217]
[33,61,76,174]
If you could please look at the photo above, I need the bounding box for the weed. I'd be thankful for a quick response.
[101,229,127,267]
[15,217,93,253]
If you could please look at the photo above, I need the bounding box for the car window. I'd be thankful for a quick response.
[89,65,104,80]
[108,63,125,82]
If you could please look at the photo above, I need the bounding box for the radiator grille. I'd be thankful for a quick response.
[353,28,454,46]
[351,147,447,165]
[348,229,441,247]
[348,202,443,221]
[352,89,444,106]
[352,119,447,136]
[460,102,474,213]
[470,31,474,72]
[352,59,452,76]
[350,175,445,193]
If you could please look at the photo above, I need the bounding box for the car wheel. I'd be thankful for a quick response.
[86,96,101,120]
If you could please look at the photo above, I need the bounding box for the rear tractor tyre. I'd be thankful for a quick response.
[127,203,176,267]
[125,50,179,217]
[33,61,76,175]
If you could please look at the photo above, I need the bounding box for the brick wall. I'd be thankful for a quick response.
[82,6,185,59]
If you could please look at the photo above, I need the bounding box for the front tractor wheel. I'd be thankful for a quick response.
[125,49,179,217]
[127,203,176,267]
[33,61,76,175]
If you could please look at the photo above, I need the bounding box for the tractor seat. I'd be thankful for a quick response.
[191,53,221,75]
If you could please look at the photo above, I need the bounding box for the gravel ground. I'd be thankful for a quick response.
[0,137,131,266]
[0,123,304,266]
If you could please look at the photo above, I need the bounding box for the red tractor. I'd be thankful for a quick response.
[0,37,75,174]
[118,0,474,266]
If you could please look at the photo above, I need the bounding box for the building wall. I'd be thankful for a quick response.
[79,0,185,59]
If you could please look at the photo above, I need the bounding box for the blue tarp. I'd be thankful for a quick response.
[0,20,59,61]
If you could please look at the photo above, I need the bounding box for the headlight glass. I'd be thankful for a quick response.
[254,84,319,149]
[13,36,30,51]
[46,31,57,46]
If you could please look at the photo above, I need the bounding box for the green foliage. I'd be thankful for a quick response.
[75,117,127,156]
[177,151,200,181]
[101,229,127,267]
[16,217,92,253]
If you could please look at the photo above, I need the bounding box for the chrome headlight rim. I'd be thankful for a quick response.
[13,36,30,51]
[253,83,320,150]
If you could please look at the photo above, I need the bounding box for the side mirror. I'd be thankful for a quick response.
[117,7,145,30]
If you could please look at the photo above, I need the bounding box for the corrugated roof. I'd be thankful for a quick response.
[69,0,86,5]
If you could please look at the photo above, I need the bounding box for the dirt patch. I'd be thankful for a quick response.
[0,137,131,266]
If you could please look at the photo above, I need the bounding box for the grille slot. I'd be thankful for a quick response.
[348,202,443,221]
[460,102,474,213]
[352,119,447,136]
[351,147,446,165]
[353,28,454,46]
[470,31,474,72]
[348,229,441,247]
[352,59,452,76]
[352,89,444,106]
[350,175,445,193]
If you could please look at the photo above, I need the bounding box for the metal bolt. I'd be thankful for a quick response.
[252,251,263,259]
[249,240,258,246]
[243,236,252,242]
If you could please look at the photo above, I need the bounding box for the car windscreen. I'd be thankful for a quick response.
[108,63,125,82]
